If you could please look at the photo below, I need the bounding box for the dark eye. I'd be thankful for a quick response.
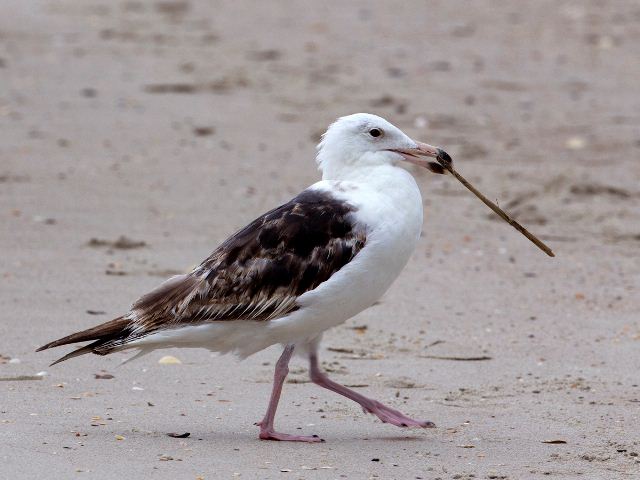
[369,128,382,138]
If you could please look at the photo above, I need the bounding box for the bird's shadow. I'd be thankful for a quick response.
[194,430,429,444]
[62,427,430,445]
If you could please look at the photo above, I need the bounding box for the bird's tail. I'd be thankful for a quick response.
[36,316,132,366]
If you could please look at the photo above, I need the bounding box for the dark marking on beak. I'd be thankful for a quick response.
[427,162,446,174]
[436,149,452,167]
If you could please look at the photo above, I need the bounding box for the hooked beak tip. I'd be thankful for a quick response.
[390,143,452,174]
[436,148,452,166]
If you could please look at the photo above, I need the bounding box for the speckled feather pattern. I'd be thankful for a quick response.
[90,190,367,353]
[38,113,427,366]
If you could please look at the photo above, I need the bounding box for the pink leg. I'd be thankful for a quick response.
[309,353,435,429]
[256,345,323,442]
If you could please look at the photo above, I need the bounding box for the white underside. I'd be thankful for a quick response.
[124,163,424,359]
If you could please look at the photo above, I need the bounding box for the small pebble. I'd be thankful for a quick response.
[158,355,182,365]
[565,136,586,150]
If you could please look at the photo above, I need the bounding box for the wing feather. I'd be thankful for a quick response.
[120,189,366,346]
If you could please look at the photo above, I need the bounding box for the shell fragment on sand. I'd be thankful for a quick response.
[158,355,182,364]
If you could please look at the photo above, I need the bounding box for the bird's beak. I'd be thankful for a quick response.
[391,142,452,174]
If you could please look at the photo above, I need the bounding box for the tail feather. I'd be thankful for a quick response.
[37,316,132,365]
[118,348,152,366]
[48,343,96,366]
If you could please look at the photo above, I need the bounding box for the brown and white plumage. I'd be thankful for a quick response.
[38,190,366,364]
[38,113,451,442]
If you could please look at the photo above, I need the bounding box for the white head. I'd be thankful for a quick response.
[316,113,450,180]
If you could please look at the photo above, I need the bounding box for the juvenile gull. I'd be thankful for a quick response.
[38,113,451,442]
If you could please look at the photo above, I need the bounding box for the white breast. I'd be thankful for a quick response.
[124,165,425,359]
[269,164,424,343]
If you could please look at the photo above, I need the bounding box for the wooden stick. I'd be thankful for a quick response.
[420,355,493,361]
[436,158,555,257]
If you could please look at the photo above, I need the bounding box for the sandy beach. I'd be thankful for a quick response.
[1,1,639,478]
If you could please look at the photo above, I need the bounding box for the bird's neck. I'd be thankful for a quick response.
[322,162,396,184]
[319,151,392,182]
[322,161,422,208]
[317,152,423,209]
[320,153,404,183]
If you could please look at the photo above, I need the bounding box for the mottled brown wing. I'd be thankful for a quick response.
[128,189,366,336]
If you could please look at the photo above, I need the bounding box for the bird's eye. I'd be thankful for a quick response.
[369,128,382,138]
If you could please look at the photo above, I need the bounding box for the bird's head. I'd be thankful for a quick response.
[316,113,451,179]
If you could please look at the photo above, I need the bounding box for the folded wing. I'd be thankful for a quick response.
[39,189,367,362]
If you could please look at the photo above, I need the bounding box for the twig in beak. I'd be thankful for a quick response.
[436,155,555,257]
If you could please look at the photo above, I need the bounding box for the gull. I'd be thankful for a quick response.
[38,113,451,442]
